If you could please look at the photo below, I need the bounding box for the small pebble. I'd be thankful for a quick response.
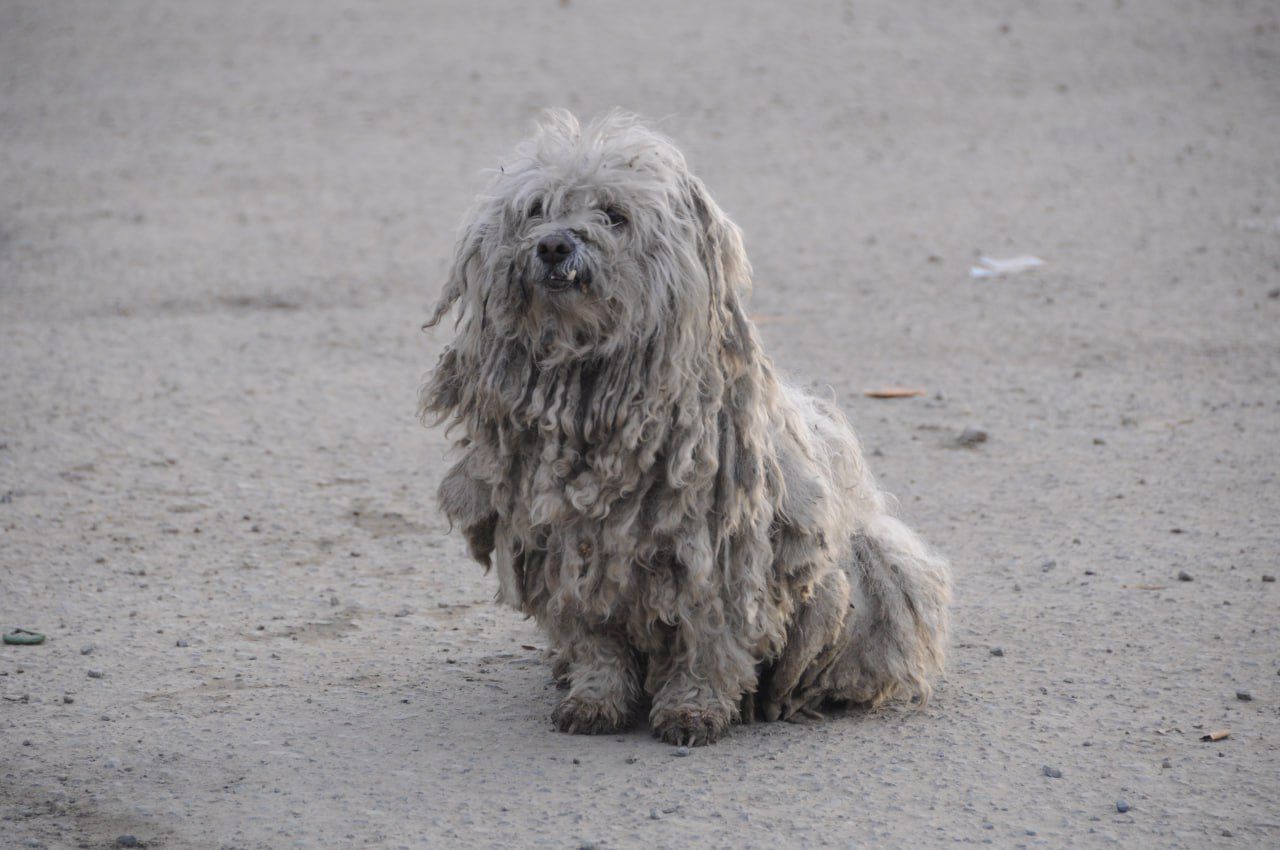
[1222,829,1234,837]
[1116,799,1130,813]
[1177,571,1193,582]
[571,757,580,765]
[1262,574,1275,583]
[115,838,142,849]
[649,807,660,820]
[955,428,988,447]
[175,639,189,648]
[394,607,413,618]
[673,746,691,757]
[63,695,74,704]
[990,647,1004,657]
[330,595,341,606]
[80,645,94,655]
[1042,765,1063,778]
[1161,758,1172,769]
[87,669,104,679]
[1236,690,1252,701]
[1041,560,1057,572]
[625,756,637,764]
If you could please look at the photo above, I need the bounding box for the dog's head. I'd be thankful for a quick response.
[425,111,752,363]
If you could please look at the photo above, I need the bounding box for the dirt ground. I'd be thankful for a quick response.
[2,1,1278,848]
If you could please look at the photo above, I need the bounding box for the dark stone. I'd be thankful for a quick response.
[956,428,988,447]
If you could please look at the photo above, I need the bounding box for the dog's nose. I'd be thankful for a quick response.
[536,233,575,265]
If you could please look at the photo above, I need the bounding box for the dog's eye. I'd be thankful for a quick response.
[528,200,543,219]
[605,207,628,228]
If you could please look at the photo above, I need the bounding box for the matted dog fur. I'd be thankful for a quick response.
[420,111,951,746]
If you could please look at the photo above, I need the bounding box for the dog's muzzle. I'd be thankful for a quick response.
[534,230,589,292]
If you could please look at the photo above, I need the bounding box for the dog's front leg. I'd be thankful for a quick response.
[438,454,498,568]
[648,610,753,746]
[550,627,639,735]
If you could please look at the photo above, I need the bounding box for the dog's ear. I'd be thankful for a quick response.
[423,209,488,330]
[684,176,755,358]
[685,176,750,297]
[419,207,488,425]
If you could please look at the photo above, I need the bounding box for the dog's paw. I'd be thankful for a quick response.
[650,705,731,747]
[552,696,630,735]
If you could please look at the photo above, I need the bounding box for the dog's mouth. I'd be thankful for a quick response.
[542,266,592,294]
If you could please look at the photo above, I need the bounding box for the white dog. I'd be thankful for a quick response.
[421,111,951,746]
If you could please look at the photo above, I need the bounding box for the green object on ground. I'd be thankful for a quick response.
[3,628,46,646]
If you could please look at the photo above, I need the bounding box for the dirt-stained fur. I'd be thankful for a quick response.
[420,111,951,745]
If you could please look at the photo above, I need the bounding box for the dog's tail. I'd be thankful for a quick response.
[837,513,952,706]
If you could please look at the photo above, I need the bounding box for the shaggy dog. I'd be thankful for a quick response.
[421,111,951,746]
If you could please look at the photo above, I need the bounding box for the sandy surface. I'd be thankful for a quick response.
[2,1,1278,847]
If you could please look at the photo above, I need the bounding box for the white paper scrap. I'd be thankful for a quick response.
[969,255,1046,278]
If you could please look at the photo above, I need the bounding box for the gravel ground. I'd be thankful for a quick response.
[2,1,1278,848]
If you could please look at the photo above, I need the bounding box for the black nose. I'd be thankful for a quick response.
[536,232,575,266]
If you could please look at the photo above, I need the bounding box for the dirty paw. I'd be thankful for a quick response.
[552,696,630,735]
[650,705,731,747]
